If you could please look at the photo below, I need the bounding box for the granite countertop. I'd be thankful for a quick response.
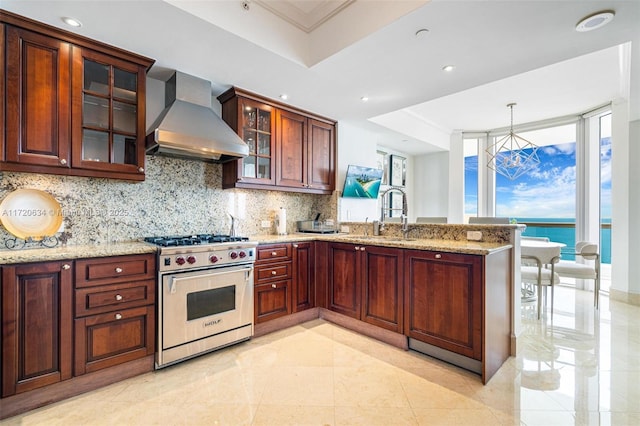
[0,232,512,265]
[253,233,511,255]
[0,242,157,265]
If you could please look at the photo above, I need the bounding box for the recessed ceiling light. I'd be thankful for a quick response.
[61,16,82,28]
[360,96,369,102]
[442,65,455,72]
[415,29,429,39]
[279,94,288,100]
[576,10,614,32]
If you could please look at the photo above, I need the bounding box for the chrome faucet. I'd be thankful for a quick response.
[379,187,408,235]
[401,214,409,239]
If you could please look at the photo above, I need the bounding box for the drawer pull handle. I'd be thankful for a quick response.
[271,251,277,256]
[115,267,123,273]
[435,254,442,259]
[361,247,366,252]
[115,294,123,301]
[355,246,360,251]
[293,244,298,248]
[271,270,277,275]
[271,283,277,288]
[115,313,122,320]
[62,264,71,270]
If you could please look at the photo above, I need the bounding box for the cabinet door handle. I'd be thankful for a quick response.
[271,270,277,275]
[138,167,144,173]
[115,294,123,301]
[115,267,123,273]
[293,244,298,248]
[435,254,442,259]
[271,283,277,288]
[115,313,123,320]
[360,247,366,252]
[62,264,71,270]
[271,251,277,256]
[60,158,67,165]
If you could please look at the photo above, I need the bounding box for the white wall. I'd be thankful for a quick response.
[628,119,640,297]
[413,151,449,219]
[336,121,413,222]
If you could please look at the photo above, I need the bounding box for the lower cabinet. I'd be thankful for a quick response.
[254,244,293,323]
[292,241,315,312]
[73,254,156,375]
[254,242,316,323]
[404,250,483,360]
[327,242,404,333]
[0,253,156,399]
[327,242,360,318]
[74,305,155,375]
[1,261,73,397]
[255,280,291,323]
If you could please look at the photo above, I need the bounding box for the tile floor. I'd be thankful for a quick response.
[2,285,639,426]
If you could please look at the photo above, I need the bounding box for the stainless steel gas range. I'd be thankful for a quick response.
[144,234,258,369]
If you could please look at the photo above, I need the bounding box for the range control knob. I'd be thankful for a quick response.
[229,251,238,259]
[186,255,197,264]
[239,251,247,258]
[209,255,219,264]
[175,256,186,265]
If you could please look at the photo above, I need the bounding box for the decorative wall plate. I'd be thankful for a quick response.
[0,189,63,240]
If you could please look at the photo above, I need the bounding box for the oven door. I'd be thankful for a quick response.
[161,264,253,350]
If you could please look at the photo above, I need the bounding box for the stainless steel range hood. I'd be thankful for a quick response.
[146,71,248,162]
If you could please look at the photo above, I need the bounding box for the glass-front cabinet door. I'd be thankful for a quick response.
[71,48,146,178]
[238,98,275,184]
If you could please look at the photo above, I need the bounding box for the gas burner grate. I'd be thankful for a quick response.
[144,234,249,247]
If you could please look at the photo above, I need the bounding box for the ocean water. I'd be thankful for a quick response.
[516,218,611,264]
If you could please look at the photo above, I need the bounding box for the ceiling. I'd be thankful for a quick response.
[3,0,639,156]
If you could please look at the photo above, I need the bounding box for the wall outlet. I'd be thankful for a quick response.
[467,230,482,241]
[261,220,271,228]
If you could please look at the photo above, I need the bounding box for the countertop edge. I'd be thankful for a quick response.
[253,234,512,256]
[0,242,157,265]
[0,234,513,265]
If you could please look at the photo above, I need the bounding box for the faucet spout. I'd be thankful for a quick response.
[379,187,408,234]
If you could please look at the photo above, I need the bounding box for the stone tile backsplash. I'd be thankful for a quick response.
[0,156,335,246]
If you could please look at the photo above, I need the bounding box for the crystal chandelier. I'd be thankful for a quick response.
[486,103,540,180]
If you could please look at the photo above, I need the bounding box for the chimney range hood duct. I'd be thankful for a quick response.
[146,71,248,162]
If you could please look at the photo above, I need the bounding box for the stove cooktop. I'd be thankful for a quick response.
[144,234,249,247]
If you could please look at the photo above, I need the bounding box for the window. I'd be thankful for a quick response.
[464,137,479,220]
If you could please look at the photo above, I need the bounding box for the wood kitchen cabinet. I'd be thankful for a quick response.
[218,87,336,194]
[327,242,361,319]
[404,250,483,360]
[74,254,156,375]
[1,11,154,181]
[1,261,73,397]
[292,241,315,312]
[254,243,293,323]
[327,242,403,332]
[0,252,156,418]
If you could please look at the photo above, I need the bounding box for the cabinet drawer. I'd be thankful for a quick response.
[74,305,155,375]
[75,254,156,287]
[75,279,155,317]
[256,244,291,263]
[255,262,292,282]
[254,279,291,323]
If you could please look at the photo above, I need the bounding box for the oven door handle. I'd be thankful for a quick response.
[169,266,253,293]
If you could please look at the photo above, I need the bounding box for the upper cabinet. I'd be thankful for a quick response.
[218,87,336,194]
[1,11,154,181]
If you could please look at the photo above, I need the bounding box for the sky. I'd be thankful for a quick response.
[465,136,612,219]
